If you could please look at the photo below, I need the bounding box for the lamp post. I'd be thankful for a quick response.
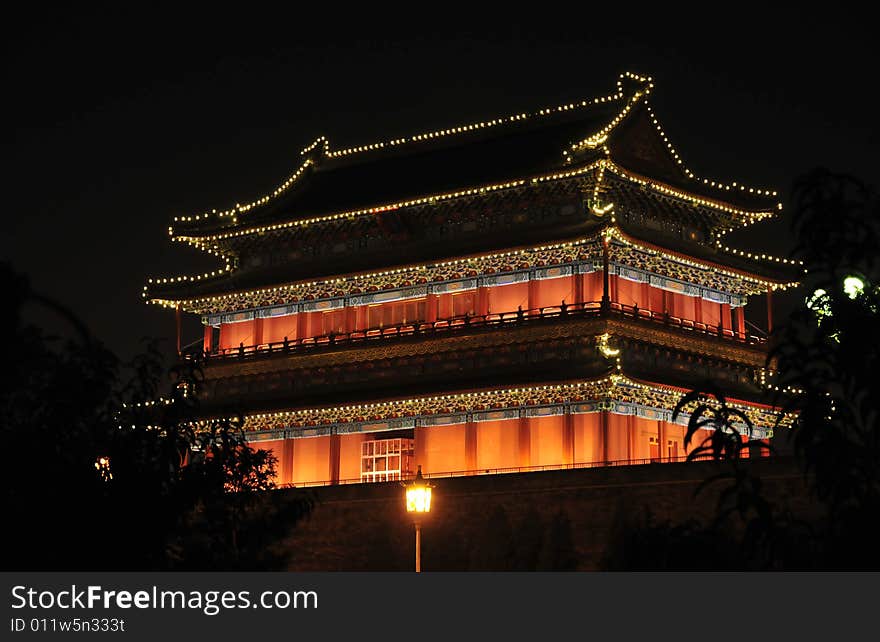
[404,465,433,573]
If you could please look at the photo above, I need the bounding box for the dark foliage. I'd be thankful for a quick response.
[771,168,880,568]
[0,263,312,570]
[604,169,880,570]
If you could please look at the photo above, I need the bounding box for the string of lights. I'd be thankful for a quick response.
[146,226,797,313]
[210,372,789,434]
[167,72,780,238]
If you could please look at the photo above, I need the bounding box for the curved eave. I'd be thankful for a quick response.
[191,372,787,432]
[611,225,801,285]
[145,224,800,315]
[597,98,781,212]
[167,155,781,257]
[167,158,603,249]
[604,162,779,224]
[169,78,639,237]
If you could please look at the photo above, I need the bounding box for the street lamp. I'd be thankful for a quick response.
[404,465,433,573]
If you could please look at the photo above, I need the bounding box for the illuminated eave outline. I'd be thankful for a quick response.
[148,167,787,295]
[151,72,797,298]
[165,157,778,252]
[607,227,801,286]
[145,224,799,313]
[169,75,633,228]
[168,71,778,232]
[215,372,790,433]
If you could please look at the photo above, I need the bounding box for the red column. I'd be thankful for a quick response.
[767,289,774,333]
[465,420,478,472]
[426,294,439,323]
[203,325,212,353]
[736,306,746,338]
[600,412,609,462]
[281,439,294,485]
[563,412,575,465]
[438,293,452,320]
[346,306,357,333]
[720,303,730,335]
[253,317,264,346]
[528,279,539,312]
[414,426,427,472]
[626,415,636,461]
[694,296,703,324]
[518,416,531,469]
[476,286,489,316]
[573,273,584,306]
[640,282,651,312]
[658,420,667,461]
[297,312,307,340]
[329,434,341,484]
[602,237,610,310]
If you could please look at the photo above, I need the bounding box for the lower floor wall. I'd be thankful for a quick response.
[272,457,810,570]
[251,412,768,487]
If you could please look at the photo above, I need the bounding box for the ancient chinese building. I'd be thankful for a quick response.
[144,72,798,487]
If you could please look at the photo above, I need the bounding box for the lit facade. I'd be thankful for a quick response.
[145,73,797,487]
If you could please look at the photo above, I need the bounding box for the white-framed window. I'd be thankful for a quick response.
[361,437,414,483]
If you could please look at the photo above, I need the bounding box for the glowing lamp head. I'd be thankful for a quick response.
[405,466,433,514]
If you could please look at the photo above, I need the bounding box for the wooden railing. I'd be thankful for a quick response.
[193,300,764,363]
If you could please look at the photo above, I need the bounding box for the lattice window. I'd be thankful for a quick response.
[361,438,415,483]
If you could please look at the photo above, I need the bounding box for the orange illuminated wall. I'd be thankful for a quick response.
[610,275,733,329]
[475,420,520,471]
[700,299,723,328]
[292,436,331,486]
[339,433,366,482]
[531,277,574,310]
[580,271,604,303]
[573,413,602,464]
[615,277,641,307]
[262,315,299,344]
[630,416,660,461]
[529,415,566,467]
[487,282,529,315]
[417,423,466,475]
[320,309,347,335]
[212,272,738,350]
[435,291,476,319]
[249,415,740,486]
[605,413,629,461]
[218,320,254,351]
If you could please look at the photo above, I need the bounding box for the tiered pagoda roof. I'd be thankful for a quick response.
[145,72,799,312]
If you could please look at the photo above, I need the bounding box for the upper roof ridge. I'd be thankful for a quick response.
[171,72,650,227]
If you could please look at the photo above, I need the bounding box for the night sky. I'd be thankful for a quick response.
[5,8,877,366]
